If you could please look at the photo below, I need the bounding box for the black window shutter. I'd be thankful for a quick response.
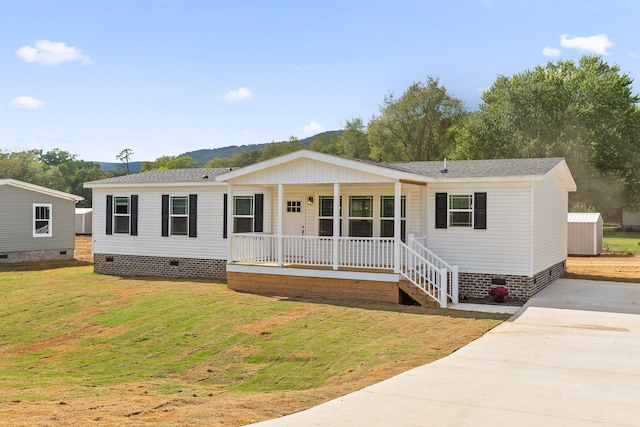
[130,195,139,236]
[188,194,197,237]
[435,193,447,229]
[223,193,228,239]
[161,195,169,237]
[106,195,113,235]
[254,194,264,232]
[474,192,487,230]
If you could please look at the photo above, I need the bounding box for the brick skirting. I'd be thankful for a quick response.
[93,253,227,280]
[0,248,73,263]
[458,260,566,300]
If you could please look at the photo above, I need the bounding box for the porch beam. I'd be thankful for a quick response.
[333,182,340,270]
[277,184,283,267]
[394,181,401,273]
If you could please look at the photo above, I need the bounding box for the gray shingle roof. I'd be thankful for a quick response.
[384,157,565,179]
[85,168,229,185]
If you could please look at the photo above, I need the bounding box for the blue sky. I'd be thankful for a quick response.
[1,0,639,163]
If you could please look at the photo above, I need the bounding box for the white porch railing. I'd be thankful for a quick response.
[399,241,447,307]
[231,233,457,307]
[409,235,459,304]
[232,234,395,269]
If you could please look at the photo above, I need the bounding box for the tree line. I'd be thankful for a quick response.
[2,55,638,220]
[201,55,640,220]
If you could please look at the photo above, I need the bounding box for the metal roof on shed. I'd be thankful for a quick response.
[568,213,602,223]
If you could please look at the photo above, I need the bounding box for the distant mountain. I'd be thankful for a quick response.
[183,130,342,166]
[94,131,342,170]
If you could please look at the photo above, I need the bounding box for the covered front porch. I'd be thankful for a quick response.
[219,151,458,307]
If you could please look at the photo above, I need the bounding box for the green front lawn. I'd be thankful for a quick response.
[0,260,505,421]
[604,226,640,255]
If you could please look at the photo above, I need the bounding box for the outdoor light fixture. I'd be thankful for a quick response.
[307,196,314,205]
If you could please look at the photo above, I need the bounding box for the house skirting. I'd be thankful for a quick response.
[458,260,566,300]
[227,270,400,304]
[0,248,73,263]
[93,253,227,280]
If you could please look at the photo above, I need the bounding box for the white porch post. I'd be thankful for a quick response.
[394,181,401,273]
[333,183,340,270]
[227,184,234,264]
[277,184,283,267]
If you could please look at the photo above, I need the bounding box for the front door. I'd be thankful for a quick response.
[283,200,305,236]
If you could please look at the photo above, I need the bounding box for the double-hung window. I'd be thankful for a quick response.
[380,195,406,241]
[161,194,195,237]
[113,196,130,234]
[33,204,52,237]
[318,196,341,236]
[349,196,373,237]
[449,194,473,227]
[435,192,487,229]
[170,196,189,235]
[234,195,254,233]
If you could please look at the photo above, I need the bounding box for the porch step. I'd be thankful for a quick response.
[399,279,449,308]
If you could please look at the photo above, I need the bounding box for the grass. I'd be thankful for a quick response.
[0,260,506,409]
[603,225,640,255]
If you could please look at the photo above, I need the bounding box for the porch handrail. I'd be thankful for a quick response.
[399,241,447,308]
[408,235,459,304]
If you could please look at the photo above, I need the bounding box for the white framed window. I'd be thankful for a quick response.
[380,195,406,241]
[234,195,254,233]
[113,196,130,234]
[33,204,52,237]
[349,195,373,237]
[170,196,189,236]
[318,196,341,236]
[286,200,301,213]
[449,194,473,227]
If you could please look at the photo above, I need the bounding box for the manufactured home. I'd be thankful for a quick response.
[84,150,576,307]
[0,179,83,262]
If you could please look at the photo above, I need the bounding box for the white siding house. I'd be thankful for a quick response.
[0,179,83,263]
[85,150,576,305]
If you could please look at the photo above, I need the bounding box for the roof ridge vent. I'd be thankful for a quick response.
[441,158,448,173]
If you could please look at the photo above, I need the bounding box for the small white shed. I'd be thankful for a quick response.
[75,208,93,235]
[568,213,603,256]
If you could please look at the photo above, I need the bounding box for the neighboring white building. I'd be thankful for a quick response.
[84,150,576,306]
[622,209,640,231]
[75,207,93,235]
[0,179,83,263]
[568,213,603,256]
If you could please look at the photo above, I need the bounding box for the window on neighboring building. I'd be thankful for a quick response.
[113,196,130,234]
[170,196,189,235]
[380,195,406,241]
[234,195,254,233]
[33,204,52,237]
[349,195,373,237]
[318,196,342,236]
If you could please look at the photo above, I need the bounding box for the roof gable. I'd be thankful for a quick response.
[0,179,83,202]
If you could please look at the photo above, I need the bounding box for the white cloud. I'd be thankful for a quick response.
[559,34,614,55]
[222,87,253,102]
[10,96,44,109]
[301,121,324,134]
[543,46,562,57]
[16,40,91,66]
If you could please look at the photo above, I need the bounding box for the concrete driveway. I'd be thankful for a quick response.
[249,278,640,426]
